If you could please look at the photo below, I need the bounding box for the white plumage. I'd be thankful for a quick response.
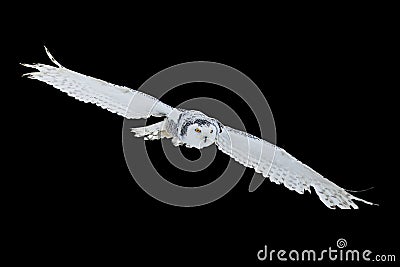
[217,126,374,209]
[22,47,172,119]
[22,47,376,209]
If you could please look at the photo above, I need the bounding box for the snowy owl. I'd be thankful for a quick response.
[22,47,376,209]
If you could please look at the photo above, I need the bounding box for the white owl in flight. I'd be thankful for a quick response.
[22,47,376,209]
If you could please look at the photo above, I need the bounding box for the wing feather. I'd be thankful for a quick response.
[216,125,376,209]
[22,47,173,119]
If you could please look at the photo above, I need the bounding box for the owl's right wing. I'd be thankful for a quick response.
[22,47,173,119]
[216,125,376,209]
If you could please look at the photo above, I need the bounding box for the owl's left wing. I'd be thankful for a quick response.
[216,125,375,209]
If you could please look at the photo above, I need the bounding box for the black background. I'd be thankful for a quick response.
[9,4,398,265]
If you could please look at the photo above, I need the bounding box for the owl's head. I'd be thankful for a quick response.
[179,118,220,149]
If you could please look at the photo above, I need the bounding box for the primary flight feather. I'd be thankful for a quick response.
[22,47,376,209]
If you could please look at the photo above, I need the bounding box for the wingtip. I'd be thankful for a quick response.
[343,186,378,207]
[344,186,375,193]
[20,63,35,68]
[43,45,63,68]
[43,45,51,58]
[20,62,39,78]
[352,196,379,207]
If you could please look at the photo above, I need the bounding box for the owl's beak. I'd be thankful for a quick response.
[204,136,208,143]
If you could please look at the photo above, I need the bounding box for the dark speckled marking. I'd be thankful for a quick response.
[180,121,192,136]
[194,119,212,126]
[180,119,212,137]
[216,120,223,133]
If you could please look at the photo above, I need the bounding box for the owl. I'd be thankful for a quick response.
[22,47,376,209]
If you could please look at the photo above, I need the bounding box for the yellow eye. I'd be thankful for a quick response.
[195,128,201,133]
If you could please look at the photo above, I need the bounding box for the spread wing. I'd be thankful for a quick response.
[216,125,376,209]
[22,47,173,119]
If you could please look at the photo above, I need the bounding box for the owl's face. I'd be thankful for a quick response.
[179,119,218,149]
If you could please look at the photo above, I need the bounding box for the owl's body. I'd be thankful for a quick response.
[21,47,377,209]
[131,109,221,149]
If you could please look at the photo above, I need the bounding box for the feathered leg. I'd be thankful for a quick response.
[130,121,172,140]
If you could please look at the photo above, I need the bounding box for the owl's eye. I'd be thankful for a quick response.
[195,128,201,133]
[210,129,213,133]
